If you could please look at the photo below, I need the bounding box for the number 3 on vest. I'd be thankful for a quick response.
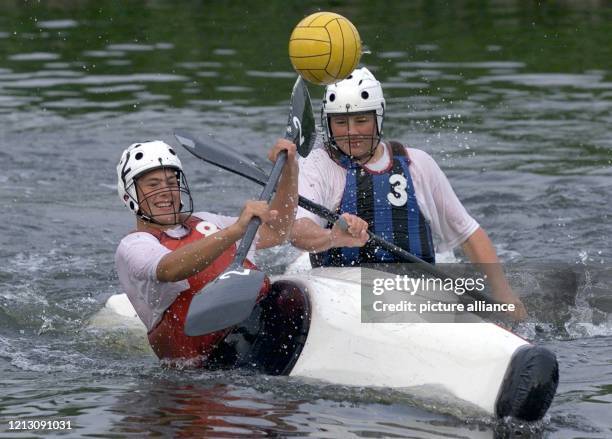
[387,174,408,207]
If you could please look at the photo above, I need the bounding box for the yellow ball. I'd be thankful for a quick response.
[289,12,362,85]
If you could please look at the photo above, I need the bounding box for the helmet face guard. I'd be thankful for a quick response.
[322,109,384,165]
[321,67,385,165]
[117,141,193,226]
[130,167,193,226]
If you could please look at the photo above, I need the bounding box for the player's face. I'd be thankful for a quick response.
[136,168,182,225]
[330,112,378,160]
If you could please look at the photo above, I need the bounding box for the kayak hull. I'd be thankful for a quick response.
[273,267,557,419]
[276,268,517,415]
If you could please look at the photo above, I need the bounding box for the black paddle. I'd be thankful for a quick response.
[179,76,316,336]
[174,131,498,306]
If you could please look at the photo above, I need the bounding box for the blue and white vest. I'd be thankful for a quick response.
[311,141,436,267]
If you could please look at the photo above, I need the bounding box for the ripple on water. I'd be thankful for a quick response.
[8,52,61,61]
[468,73,605,88]
[246,70,295,78]
[42,62,72,69]
[216,85,254,93]
[84,84,146,94]
[213,48,237,56]
[415,44,439,51]
[0,95,41,109]
[376,51,408,59]
[3,73,188,89]
[105,60,132,66]
[396,61,526,69]
[176,61,223,69]
[36,19,78,29]
[195,71,219,77]
[106,43,155,52]
[82,50,126,58]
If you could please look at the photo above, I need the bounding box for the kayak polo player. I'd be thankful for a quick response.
[114,139,298,367]
[289,67,527,320]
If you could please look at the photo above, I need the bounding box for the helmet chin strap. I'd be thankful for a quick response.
[327,132,382,166]
[346,134,381,165]
[325,140,379,170]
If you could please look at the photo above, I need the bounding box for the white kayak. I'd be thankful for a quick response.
[98,265,558,421]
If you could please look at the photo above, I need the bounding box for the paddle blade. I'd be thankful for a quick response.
[184,267,266,336]
[285,76,316,157]
[174,130,269,186]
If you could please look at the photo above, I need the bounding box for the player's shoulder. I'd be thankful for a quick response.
[118,231,158,246]
[399,145,441,173]
[391,144,444,185]
[115,231,161,264]
[402,145,436,164]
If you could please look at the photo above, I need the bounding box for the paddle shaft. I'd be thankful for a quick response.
[175,133,497,304]
[180,76,315,336]
[235,179,443,271]
[198,145,492,302]
[228,75,311,266]
[236,163,496,303]
[300,197,493,303]
[233,151,287,265]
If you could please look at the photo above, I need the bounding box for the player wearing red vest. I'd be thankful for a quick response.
[115,139,297,367]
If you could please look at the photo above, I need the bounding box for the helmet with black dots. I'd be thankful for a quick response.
[116,140,192,223]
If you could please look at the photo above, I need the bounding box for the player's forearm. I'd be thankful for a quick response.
[290,218,333,253]
[461,227,498,263]
[156,225,243,282]
[261,161,299,245]
[461,227,512,298]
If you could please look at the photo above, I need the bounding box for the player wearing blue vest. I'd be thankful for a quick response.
[290,67,527,320]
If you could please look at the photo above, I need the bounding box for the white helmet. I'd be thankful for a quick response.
[117,140,193,223]
[321,67,385,157]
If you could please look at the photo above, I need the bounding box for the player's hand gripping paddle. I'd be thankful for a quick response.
[179,76,315,336]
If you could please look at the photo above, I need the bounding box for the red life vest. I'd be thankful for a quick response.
[144,215,269,367]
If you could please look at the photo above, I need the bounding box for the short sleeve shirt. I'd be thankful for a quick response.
[296,144,479,253]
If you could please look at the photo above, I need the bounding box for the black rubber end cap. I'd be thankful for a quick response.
[496,345,559,421]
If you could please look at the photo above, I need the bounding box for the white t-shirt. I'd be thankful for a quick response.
[115,212,255,332]
[296,143,479,253]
